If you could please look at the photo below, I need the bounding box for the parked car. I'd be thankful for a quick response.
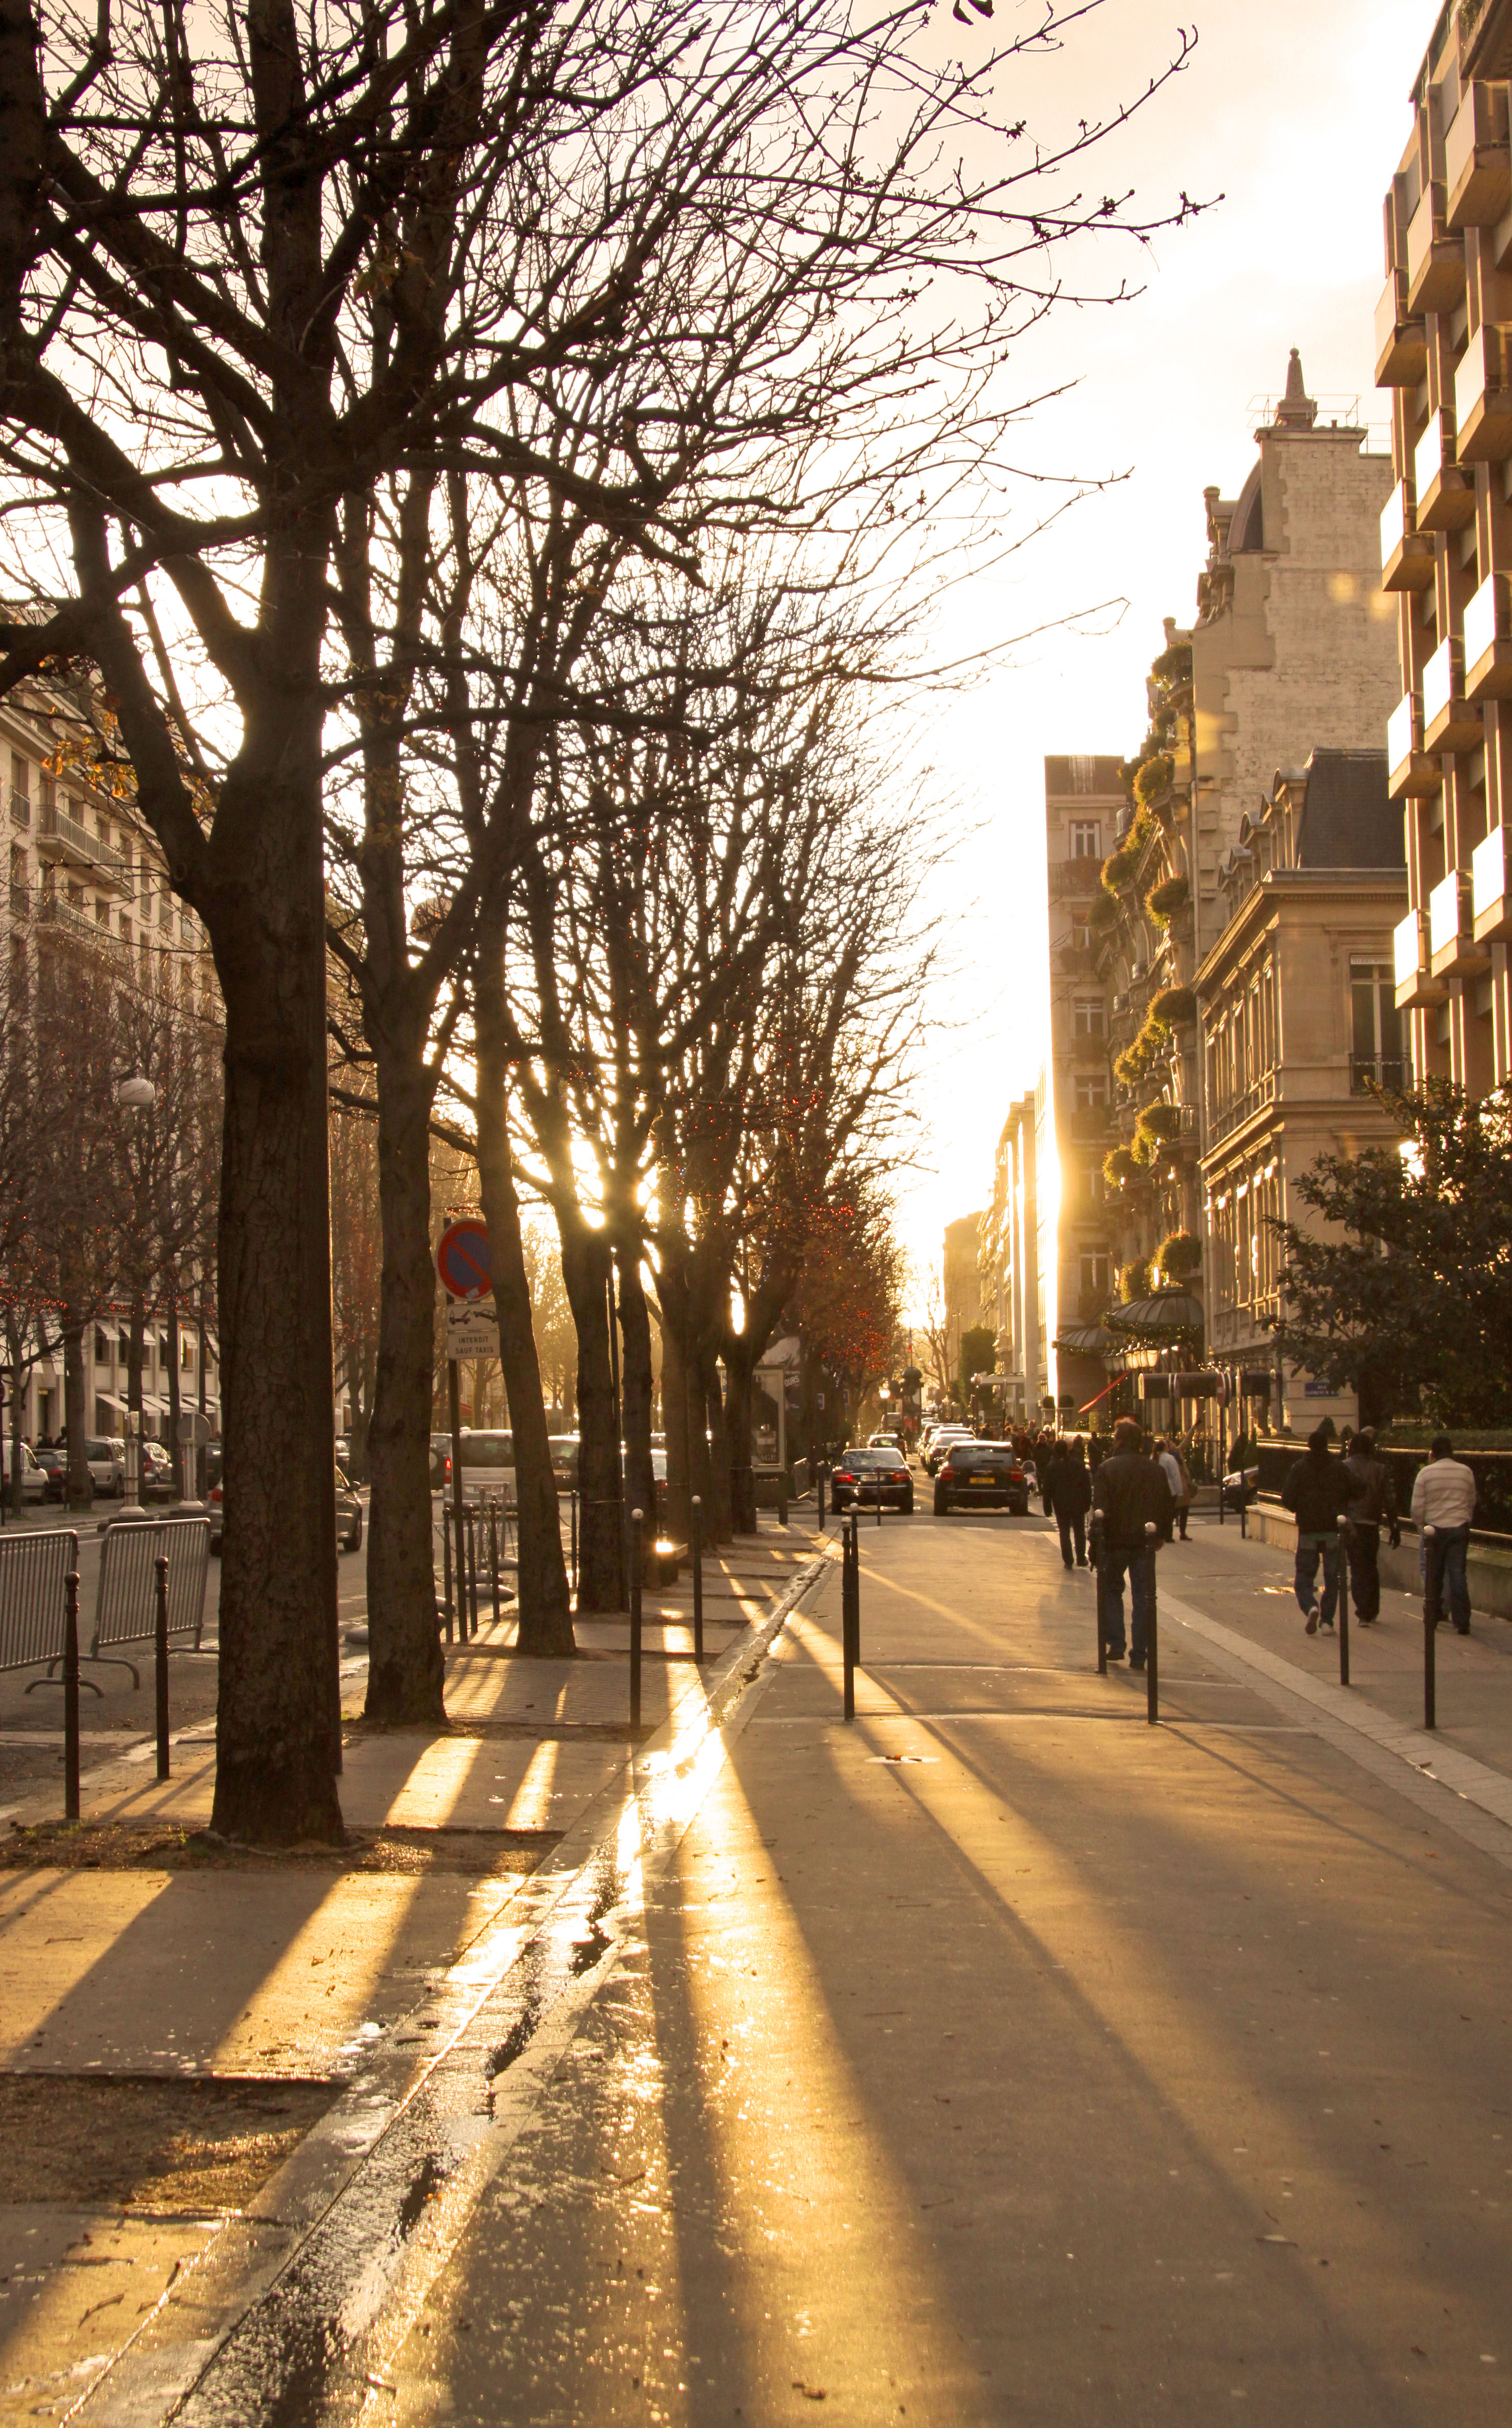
[210,1462,362,1554]
[867,1431,906,1452]
[1,1439,46,1504]
[430,1433,453,1490]
[923,1426,973,1476]
[934,1442,1030,1516]
[139,1440,175,1501]
[830,1447,914,1513]
[83,1437,126,1496]
[549,1435,580,1487]
[33,1445,67,1502]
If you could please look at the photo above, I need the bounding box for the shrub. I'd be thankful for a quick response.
[1100,843,1139,895]
[1148,984,1196,1028]
[1118,1257,1153,1304]
[1145,872,1190,924]
[1132,753,1175,808]
[1087,890,1118,929]
[1154,1229,1202,1281]
[1103,1146,1138,1186]
[1136,1102,1183,1145]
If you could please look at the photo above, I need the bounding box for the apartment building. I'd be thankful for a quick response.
[2,667,222,1444]
[1197,750,1408,1430]
[1378,1,1512,1092]
[978,1090,1045,1422]
[941,1211,986,1376]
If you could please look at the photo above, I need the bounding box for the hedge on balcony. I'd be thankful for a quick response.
[1102,1145,1138,1186]
[1135,1101,1183,1145]
[1148,983,1196,1028]
[1132,753,1175,809]
[1087,891,1118,930]
[1099,804,1159,895]
[1145,872,1190,924]
[1118,1256,1153,1304]
[1153,1228,1202,1282]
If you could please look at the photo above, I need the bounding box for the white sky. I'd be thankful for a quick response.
[895,0,1428,1317]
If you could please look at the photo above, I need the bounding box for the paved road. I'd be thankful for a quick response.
[347,1507,1511,2427]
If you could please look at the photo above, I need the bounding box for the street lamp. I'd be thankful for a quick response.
[117,1074,156,1111]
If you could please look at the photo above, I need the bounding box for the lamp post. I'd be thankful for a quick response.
[115,1076,156,1509]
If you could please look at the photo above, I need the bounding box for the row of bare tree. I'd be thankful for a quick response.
[0,0,1196,1838]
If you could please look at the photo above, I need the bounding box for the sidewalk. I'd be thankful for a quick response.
[0,1520,824,2423]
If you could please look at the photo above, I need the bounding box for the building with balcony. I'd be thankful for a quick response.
[1,662,222,1448]
[942,1210,987,1383]
[1377,6,1512,1098]
[978,1090,1045,1422]
[1197,749,1407,1429]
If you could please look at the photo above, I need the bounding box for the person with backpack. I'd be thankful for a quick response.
[1342,1428,1400,1625]
[1281,1426,1362,1635]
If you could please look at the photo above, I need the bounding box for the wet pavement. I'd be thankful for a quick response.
[3,1506,1510,2420]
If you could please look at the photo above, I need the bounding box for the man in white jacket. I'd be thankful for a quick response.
[1410,1435,1478,1635]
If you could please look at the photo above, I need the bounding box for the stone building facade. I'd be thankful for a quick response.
[1197,750,1408,1432]
[1378,1,1512,1099]
[977,1089,1046,1423]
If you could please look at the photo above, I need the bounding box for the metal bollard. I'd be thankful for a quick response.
[1423,1523,1437,1730]
[816,1462,826,1527]
[1239,1478,1247,1540]
[154,1553,171,1782]
[571,1489,578,1595]
[64,1568,80,1822]
[441,1503,454,1643]
[489,1497,501,1628]
[452,1502,468,1643]
[691,1493,704,1665]
[843,1511,859,1721]
[778,1470,789,1528]
[1144,1520,1159,1725]
[1090,1508,1107,1675]
[1338,1532,1351,1689]
[629,1508,644,1736]
[468,1507,481,1637]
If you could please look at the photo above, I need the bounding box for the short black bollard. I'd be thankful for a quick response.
[467,1506,480,1638]
[489,1497,501,1628]
[691,1493,704,1665]
[1423,1523,1437,1730]
[876,1476,882,1530]
[1338,1532,1351,1689]
[63,1568,80,1822]
[452,1503,468,1642]
[816,1463,826,1527]
[1239,1481,1247,1540]
[1144,1520,1159,1725]
[441,1506,454,1644]
[629,1507,644,1737]
[570,1489,578,1595]
[778,1470,789,1528]
[154,1552,171,1782]
[1090,1508,1107,1675]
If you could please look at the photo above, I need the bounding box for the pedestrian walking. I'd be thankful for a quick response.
[1048,1437,1092,1569]
[1411,1435,1478,1636]
[1342,1427,1400,1624]
[1153,1437,1191,1542]
[1280,1426,1362,1635]
[1033,1432,1054,1516]
[1091,1417,1173,1669]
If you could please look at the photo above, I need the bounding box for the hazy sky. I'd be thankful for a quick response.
[895,0,1428,1314]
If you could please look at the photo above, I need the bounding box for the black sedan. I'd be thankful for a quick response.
[831,1448,914,1513]
[34,1446,67,1502]
[934,1443,1031,1516]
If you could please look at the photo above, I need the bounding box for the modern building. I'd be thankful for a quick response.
[1378,3,1512,1094]
[1197,749,1409,1431]
[2,664,222,1446]
[941,1210,987,1381]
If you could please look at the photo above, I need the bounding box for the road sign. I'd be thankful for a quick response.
[447,1299,500,1360]
[436,1219,492,1300]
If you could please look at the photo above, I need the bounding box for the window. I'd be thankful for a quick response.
[1071,914,1093,950]
[1079,1166,1104,1204]
[9,841,27,914]
[94,1329,111,1364]
[1073,1072,1107,1109]
[1351,961,1407,1091]
[1072,996,1105,1040]
[1069,820,1101,859]
[1079,1253,1110,1299]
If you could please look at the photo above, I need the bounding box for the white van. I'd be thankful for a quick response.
[1,1439,45,1503]
[456,1430,515,1507]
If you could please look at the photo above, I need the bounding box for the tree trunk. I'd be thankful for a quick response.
[561,1221,622,1609]
[204,722,343,1846]
[723,1343,757,1536]
[478,1145,575,1655]
[8,1337,23,1516]
[63,1319,90,1509]
[363,1053,446,1724]
[617,1244,656,1566]
[166,1290,182,1498]
[658,1278,692,1543]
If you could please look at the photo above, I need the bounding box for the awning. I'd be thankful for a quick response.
[1105,1289,1204,1343]
[1053,1324,1113,1357]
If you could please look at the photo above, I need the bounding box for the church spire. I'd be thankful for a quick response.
[1274,347,1317,432]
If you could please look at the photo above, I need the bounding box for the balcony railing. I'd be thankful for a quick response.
[1454,321,1512,462]
[37,802,131,891]
[1206,1071,1275,1147]
[1380,479,1435,591]
[1375,267,1428,387]
[1048,858,1105,898]
[1406,179,1464,314]
[1445,78,1511,230]
[1349,1055,1412,1096]
[1423,633,1482,752]
[1472,821,1512,940]
[1430,866,1490,974]
[1387,690,1444,799]
[1414,410,1475,530]
[36,894,128,960]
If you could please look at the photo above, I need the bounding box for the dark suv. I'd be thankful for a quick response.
[934,1443,1030,1516]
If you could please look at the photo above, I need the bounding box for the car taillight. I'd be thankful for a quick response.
[209,1485,222,1504]
[1010,1468,1024,1482]
[834,1469,855,1484]
[941,1464,957,1479]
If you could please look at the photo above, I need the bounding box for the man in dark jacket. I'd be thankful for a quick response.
[1342,1427,1399,1625]
[1092,1418,1173,1668]
[1281,1425,1362,1635]
[1048,1438,1093,1570]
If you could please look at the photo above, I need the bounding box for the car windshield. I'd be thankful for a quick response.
[841,1449,905,1469]
[460,1434,514,1465]
[950,1447,1019,1470]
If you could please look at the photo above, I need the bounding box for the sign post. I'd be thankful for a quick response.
[435,1220,494,1645]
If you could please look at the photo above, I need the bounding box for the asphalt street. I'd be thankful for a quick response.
[352,1505,1511,2428]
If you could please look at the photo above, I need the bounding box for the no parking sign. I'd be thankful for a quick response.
[435,1219,492,1301]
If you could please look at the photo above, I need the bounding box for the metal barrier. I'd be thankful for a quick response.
[89,1517,210,1685]
[0,1528,82,1681]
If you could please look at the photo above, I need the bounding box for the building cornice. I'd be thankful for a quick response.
[1194,868,1408,992]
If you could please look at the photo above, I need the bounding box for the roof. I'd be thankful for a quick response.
[1293,750,1404,871]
